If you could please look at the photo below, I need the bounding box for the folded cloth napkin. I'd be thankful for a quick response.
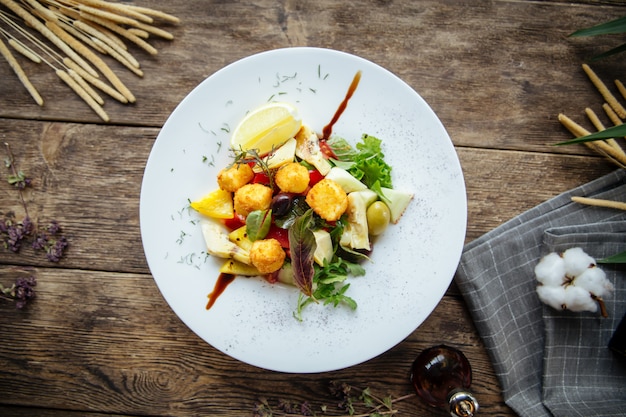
[540,221,626,417]
[456,169,626,417]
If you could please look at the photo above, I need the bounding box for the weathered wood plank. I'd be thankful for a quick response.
[0,2,624,416]
[0,266,508,416]
[0,406,131,417]
[0,0,624,155]
[0,118,616,271]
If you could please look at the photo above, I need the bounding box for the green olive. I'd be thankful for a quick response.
[366,201,391,236]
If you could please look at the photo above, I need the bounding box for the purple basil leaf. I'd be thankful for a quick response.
[288,209,316,297]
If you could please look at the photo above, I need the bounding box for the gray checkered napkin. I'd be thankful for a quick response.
[456,169,626,417]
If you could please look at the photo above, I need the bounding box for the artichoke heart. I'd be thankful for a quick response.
[342,189,378,250]
[295,125,331,176]
[200,220,250,264]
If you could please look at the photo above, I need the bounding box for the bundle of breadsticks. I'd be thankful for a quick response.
[558,64,626,212]
[0,0,179,122]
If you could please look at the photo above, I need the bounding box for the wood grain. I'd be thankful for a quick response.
[0,266,504,416]
[1,1,625,416]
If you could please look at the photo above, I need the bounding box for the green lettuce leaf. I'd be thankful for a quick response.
[327,134,393,190]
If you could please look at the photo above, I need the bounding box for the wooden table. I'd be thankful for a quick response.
[0,1,623,415]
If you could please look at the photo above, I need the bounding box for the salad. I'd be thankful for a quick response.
[191,102,413,320]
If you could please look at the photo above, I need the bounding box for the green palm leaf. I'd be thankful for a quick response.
[570,16,626,37]
[598,250,626,264]
[555,123,626,146]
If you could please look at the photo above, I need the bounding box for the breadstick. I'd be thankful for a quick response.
[63,57,127,103]
[72,0,154,24]
[616,79,626,102]
[22,0,58,23]
[601,104,626,155]
[127,28,149,39]
[48,21,135,103]
[78,12,157,55]
[91,36,139,68]
[73,19,125,53]
[132,21,174,40]
[582,64,626,119]
[558,113,626,167]
[92,37,143,77]
[78,5,141,27]
[124,4,180,24]
[602,103,622,126]
[8,38,41,63]
[0,37,43,105]
[0,0,98,78]
[586,107,626,158]
[56,19,106,54]
[585,107,605,131]
[68,68,104,105]
[56,69,109,122]
[571,196,626,211]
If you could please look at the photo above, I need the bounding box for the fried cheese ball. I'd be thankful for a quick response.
[249,238,286,274]
[234,183,272,217]
[275,162,310,193]
[305,178,348,221]
[217,163,254,192]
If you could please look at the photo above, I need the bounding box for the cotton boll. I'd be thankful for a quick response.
[562,247,596,277]
[563,285,598,313]
[534,247,611,316]
[534,252,566,286]
[575,267,614,297]
[537,285,567,311]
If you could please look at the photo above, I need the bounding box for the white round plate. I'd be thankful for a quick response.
[140,47,466,373]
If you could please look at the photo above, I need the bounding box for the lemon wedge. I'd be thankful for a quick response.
[190,188,234,219]
[230,102,302,155]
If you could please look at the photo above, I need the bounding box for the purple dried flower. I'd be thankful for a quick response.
[10,276,36,309]
[22,216,34,235]
[0,276,37,309]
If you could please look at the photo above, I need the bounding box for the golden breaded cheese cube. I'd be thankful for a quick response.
[217,163,254,192]
[305,178,348,221]
[249,238,286,274]
[275,162,310,193]
[234,183,272,217]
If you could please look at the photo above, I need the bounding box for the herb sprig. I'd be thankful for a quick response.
[254,381,415,417]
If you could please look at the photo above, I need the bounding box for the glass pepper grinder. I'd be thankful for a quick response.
[410,345,479,417]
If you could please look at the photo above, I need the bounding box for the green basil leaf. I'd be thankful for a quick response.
[246,209,272,241]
